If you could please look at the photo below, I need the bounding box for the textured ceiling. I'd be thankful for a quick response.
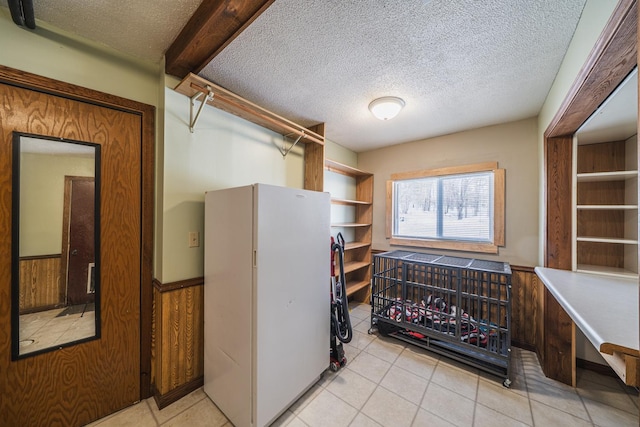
[1,0,589,152]
[200,0,588,151]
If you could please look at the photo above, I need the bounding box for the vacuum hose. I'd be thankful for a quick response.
[331,234,352,343]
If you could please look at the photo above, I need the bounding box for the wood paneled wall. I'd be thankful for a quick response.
[303,123,325,192]
[152,278,204,408]
[510,266,543,352]
[18,255,63,312]
[544,288,576,385]
[543,136,576,384]
[576,140,627,269]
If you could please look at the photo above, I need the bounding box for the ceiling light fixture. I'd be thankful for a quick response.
[368,96,405,120]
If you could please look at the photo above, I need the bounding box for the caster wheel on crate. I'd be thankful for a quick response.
[329,361,340,372]
[503,378,512,388]
[340,357,347,367]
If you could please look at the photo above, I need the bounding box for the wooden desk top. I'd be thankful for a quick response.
[535,267,639,357]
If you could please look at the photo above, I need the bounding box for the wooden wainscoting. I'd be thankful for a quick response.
[510,266,544,353]
[18,254,63,313]
[152,278,204,409]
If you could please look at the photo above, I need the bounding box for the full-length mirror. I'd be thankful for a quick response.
[12,133,101,359]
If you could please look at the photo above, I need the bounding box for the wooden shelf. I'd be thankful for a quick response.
[577,236,638,244]
[325,159,372,177]
[344,241,371,251]
[175,73,324,146]
[332,260,371,278]
[325,158,373,303]
[576,264,639,279]
[331,197,372,206]
[343,260,370,275]
[573,139,639,278]
[331,222,371,228]
[577,171,638,182]
[577,205,638,210]
[345,280,370,297]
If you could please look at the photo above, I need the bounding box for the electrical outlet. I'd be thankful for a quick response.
[188,231,199,248]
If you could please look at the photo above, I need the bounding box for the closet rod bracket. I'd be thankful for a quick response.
[278,132,304,158]
[189,87,214,133]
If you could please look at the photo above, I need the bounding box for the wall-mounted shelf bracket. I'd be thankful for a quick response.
[277,132,304,158]
[189,86,214,133]
[175,73,325,146]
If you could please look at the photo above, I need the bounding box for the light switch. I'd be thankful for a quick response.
[188,231,199,248]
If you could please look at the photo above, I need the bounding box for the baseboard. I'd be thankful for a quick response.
[152,376,204,410]
[153,277,204,293]
[577,358,617,378]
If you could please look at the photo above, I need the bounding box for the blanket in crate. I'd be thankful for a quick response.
[381,297,499,347]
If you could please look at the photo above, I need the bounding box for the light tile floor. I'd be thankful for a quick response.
[89,303,639,426]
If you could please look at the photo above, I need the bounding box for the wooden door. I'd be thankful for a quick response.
[0,75,150,425]
[64,177,95,306]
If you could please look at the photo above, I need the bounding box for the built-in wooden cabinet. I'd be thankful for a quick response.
[573,137,638,278]
[325,159,373,302]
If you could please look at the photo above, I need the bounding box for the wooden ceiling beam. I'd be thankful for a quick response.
[165,0,275,78]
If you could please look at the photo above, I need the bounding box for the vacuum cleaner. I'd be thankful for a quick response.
[330,232,352,372]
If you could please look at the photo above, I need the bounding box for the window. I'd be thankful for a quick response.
[386,162,505,253]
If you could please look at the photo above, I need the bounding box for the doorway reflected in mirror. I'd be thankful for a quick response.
[12,133,101,359]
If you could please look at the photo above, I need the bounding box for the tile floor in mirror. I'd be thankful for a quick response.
[19,304,95,355]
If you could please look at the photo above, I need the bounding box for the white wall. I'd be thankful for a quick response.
[161,84,303,282]
[0,9,159,107]
[0,9,163,269]
[159,78,353,282]
[326,138,358,167]
[20,152,94,256]
[323,137,359,242]
[359,117,539,267]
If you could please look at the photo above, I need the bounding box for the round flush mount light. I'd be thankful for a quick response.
[368,96,405,120]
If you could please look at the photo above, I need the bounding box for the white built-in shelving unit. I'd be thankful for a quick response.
[572,68,638,279]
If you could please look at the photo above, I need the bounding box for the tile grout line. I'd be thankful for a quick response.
[298,337,381,426]
[520,352,537,427]
[152,390,210,426]
[145,399,161,426]
[319,367,375,426]
[363,332,401,402]
[523,365,596,425]
[344,331,400,426]
[575,379,640,417]
[408,351,439,426]
[471,372,480,426]
[474,370,538,426]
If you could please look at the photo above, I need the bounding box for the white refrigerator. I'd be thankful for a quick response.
[204,184,330,427]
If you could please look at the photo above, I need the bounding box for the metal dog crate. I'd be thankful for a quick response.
[371,250,512,387]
